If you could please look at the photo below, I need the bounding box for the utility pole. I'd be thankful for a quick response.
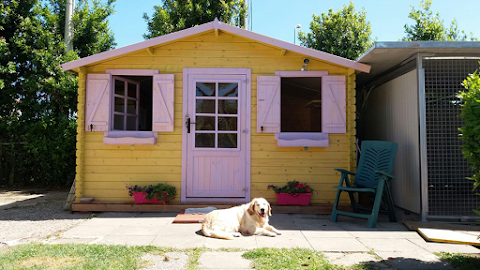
[64,0,75,51]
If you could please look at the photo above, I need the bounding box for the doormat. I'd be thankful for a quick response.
[172,207,217,223]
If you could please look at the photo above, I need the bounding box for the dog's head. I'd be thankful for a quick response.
[248,198,272,218]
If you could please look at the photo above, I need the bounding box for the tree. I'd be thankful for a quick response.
[403,0,476,41]
[0,0,116,187]
[41,0,117,58]
[458,71,480,216]
[143,0,247,39]
[298,1,372,60]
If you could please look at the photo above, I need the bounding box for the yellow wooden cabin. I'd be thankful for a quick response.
[61,19,370,211]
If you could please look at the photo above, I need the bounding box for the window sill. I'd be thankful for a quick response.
[103,131,157,145]
[275,132,329,147]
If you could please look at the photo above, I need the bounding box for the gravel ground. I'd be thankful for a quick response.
[0,190,91,246]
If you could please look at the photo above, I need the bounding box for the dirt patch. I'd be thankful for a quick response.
[0,189,91,245]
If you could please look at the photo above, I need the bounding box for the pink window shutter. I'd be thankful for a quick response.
[152,74,175,132]
[85,73,111,131]
[257,76,281,133]
[322,75,346,133]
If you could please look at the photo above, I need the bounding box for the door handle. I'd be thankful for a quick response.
[185,116,196,133]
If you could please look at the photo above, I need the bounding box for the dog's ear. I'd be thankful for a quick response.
[247,199,256,215]
[268,203,272,216]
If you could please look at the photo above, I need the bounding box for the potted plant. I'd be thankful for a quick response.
[126,183,176,204]
[268,180,314,206]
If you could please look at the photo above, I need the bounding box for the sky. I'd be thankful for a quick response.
[107,0,480,48]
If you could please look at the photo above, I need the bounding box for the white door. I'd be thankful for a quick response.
[183,71,250,201]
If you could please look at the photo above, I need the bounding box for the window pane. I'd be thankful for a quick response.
[196,116,215,130]
[113,114,124,130]
[126,116,137,130]
[219,83,238,97]
[128,83,136,98]
[115,79,125,95]
[218,100,237,114]
[218,117,237,131]
[127,99,136,114]
[114,97,124,113]
[218,133,237,148]
[196,82,215,97]
[196,99,215,113]
[195,133,214,148]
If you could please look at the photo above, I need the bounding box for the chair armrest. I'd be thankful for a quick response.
[375,170,395,180]
[334,168,356,175]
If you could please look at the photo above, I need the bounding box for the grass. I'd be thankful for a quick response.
[0,243,159,270]
[437,252,480,270]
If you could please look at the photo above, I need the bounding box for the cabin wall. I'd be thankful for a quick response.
[77,31,355,204]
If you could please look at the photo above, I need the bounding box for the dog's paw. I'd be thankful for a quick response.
[276,231,282,235]
[233,232,242,237]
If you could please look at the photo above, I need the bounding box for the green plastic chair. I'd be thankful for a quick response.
[330,140,398,228]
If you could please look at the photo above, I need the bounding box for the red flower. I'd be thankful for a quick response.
[305,186,309,192]
[299,183,304,188]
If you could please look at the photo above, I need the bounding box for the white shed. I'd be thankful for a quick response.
[357,41,480,221]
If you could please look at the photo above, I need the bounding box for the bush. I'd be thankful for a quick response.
[458,70,480,216]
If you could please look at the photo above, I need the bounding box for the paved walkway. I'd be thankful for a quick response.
[44,211,480,269]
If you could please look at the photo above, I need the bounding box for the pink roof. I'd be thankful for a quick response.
[61,19,370,73]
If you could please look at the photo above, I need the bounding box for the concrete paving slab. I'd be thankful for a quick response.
[375,251,455,270]
[359,238,426,252]
[150,234,204,249]
[348,230,421,239]
[204,235,258,249]
[161,224,202,236]
[108,225,164,236]
[309,237,369,252]
[93,235,156,246]
[61,224,119,237]
[301,230,353,238]
[97,212,140,218]
[408,237,480,253]
[116,217,174,226]
[257,231,311,249]
[323,252,390,268]
[47,237,97,245]
[199,252,252,269]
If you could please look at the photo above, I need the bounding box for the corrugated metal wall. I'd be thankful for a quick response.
[364,69,421,213]
[423,58,479,218]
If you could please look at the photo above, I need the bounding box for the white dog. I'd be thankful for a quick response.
[201,198,281,240]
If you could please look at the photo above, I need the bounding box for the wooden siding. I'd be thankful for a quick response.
[363,70,421,213]
[78,31,355,204]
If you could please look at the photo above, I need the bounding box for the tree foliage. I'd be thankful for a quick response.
[0,0,115,187]
[143,0,247,39]
[403,0,476,41]
[458,70,480,215]
[298,1,372,60]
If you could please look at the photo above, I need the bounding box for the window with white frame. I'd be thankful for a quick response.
[257,71,346,147]
[85,70,174,145]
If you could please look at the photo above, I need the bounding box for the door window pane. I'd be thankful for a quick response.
[219,83,238,97]
[126,116,136,130]
[196,116,215,130]
[128,83,136,98]
[218,117,237,131]
[127,99,136,114]
[218,133,237,148]
[218,100,237,114]
[113,115,124,130]
[196,99,215,113]
[195,133,215,148]
[114,97,124,113]
[196,83,215,96]
[115,80,125,95]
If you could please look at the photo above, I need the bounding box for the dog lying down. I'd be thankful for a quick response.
[201,198,281,240]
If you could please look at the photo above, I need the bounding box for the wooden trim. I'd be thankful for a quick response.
[106,69,159,75]
[61,20,371,73]
[275,70,328,77]
[146,47,154,55]
[280,49,286,56]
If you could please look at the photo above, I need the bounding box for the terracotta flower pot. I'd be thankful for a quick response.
[133,191,168,204]
[275,193,312,206]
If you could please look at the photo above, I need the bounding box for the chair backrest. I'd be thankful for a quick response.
[355,140,398,188]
